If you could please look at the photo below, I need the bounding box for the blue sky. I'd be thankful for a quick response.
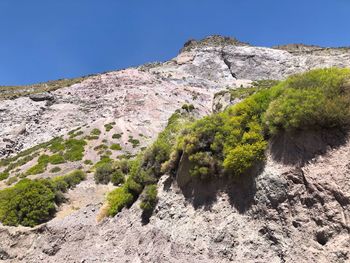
[0,0,349,85]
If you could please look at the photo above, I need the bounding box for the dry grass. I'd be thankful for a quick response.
[0,76,91,100]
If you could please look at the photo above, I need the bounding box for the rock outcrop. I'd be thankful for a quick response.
[1,36,350,263]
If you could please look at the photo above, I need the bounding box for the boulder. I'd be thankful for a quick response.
[29,92,55,102]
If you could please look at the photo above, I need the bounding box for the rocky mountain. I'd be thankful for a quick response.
[0,36,350,262]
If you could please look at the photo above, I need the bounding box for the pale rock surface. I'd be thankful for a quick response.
[1,36,350,263]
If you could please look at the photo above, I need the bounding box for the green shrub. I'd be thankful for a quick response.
[111,170,125,186]
[0,170,86,227]
[107,187,134,216]
[94,144,108,151]
[69,130,84,138]
[0,172,9,181]
[112,133,122,139]
[170,68,350,180]
[84,159,93,165]
[48,154,66,164]
[128,137,140,148]
[181,104,195,112]
[85,135,99,140]
[110,143,122,151]
[51,170,86,193]
[26,161,47,175]
[140,184,158,212]
[0,179,56,227]
[50,167,62,173]
[104,122,116,132]
[94,163,114,184]
[90,128,101,136]
[105,112,193,217]
[49,137,65,153]
[63,139,86,161]
[265,68,350,133]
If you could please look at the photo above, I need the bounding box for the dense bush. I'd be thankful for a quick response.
[107,187,133,216]
[265,68,350,133]
[171,68,350,180]
[0,170,86,227]
[0,179,56,227]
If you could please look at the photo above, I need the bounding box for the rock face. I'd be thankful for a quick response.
[1,36,350,262]
[2,36,350,158]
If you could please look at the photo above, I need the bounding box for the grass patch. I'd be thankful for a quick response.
[0,76,89,100]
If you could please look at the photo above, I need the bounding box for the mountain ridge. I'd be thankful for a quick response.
[0,36,350,263]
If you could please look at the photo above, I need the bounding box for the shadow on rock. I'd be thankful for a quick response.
[176,154,263,213]
[270,128,349,166]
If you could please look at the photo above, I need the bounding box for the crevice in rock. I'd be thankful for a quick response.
[220,50,237,79]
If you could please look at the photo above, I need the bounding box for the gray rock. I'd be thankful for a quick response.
[29,92,55,102]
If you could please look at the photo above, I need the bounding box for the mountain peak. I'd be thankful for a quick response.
[180,35,249,53]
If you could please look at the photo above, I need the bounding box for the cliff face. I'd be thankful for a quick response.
[1,36,350,263]
[2,36,350,158]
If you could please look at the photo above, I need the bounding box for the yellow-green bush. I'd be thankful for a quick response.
[171,68,350,180]
[0,170,86,227]
[107,187,134,216]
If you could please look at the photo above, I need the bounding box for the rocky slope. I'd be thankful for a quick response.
[1,36,350,262]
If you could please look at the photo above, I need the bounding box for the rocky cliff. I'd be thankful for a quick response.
[0,36,350,263]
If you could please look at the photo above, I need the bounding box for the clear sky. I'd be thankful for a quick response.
[1,0,349,85]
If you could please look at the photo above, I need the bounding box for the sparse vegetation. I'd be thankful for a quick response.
[104,122,116,132]
[106,111,193,217]
[128,136,140,148]
[94,144,108,151]
[0,172,10,181]
[0,77,89,100]
[26,138,86,175]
